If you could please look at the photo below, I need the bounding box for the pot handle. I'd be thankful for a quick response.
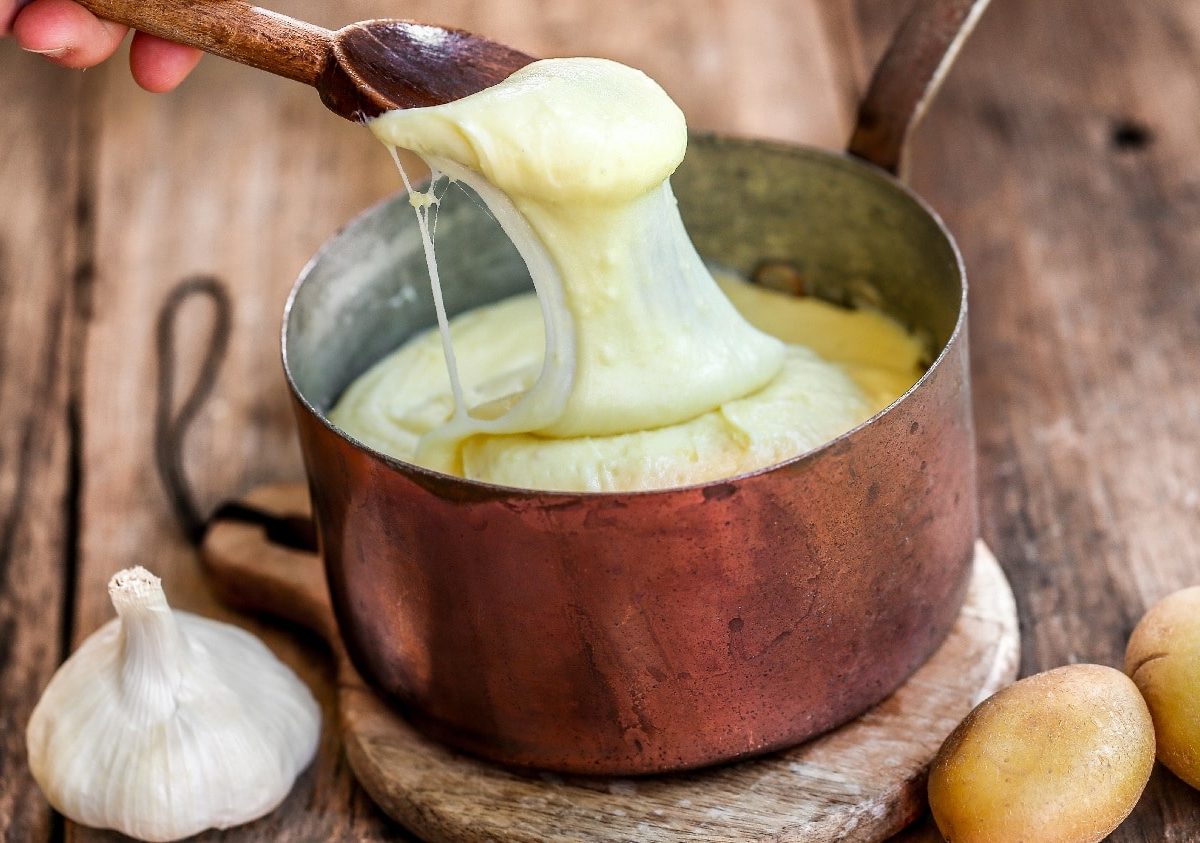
[847,0,993,179]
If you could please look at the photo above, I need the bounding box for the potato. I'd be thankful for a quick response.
[1126,586,1200,790]
[928,664,1155,843]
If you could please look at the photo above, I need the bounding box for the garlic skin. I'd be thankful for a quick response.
[26,567,321,842]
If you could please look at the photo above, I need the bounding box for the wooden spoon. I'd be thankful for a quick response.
[72,0,535,119]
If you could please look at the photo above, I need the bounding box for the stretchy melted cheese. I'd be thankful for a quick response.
[329,58,924,492]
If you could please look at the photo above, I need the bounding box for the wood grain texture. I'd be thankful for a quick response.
[903,0,1200,839]
[201,483,1019,843]
[0,51,86,843]
[2,0,1199,840]
[73,0,332,85]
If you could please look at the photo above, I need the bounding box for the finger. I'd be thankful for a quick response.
[130,31,202,93]
[12,0,127,68]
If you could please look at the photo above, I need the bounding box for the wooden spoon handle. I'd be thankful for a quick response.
[73,0,332,85]
[848,0,993,177]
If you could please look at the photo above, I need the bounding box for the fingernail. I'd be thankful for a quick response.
[23,45,71,57]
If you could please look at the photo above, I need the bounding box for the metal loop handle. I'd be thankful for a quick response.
[848,0,993,178]
[153,276,232,544]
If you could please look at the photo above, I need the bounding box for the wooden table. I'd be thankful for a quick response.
[1,1,1197,840]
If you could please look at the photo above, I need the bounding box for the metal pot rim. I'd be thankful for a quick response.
[280,135,967,500]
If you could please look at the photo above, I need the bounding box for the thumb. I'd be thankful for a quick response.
[12,0,127,67]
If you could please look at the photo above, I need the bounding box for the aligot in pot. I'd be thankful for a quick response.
[282,126,975,774]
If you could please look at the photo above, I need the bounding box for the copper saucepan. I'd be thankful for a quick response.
[282,0,990,775]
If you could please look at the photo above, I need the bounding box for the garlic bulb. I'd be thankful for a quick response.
[26,566,321,842]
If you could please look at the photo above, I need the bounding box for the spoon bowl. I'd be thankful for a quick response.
[321,21,535,119]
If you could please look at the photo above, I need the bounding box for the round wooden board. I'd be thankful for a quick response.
[203,483,1019,843]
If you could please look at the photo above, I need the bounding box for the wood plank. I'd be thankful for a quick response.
[0,44,84,843]
[905,0,1200,838]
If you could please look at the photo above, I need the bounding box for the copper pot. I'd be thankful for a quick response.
[283,1,988,775]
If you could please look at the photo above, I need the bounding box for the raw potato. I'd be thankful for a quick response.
[1125,586,1200,790]
[928,664,1155,843]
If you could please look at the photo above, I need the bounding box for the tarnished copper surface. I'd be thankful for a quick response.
[283,136,976,775]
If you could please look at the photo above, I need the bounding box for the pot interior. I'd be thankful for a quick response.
[284,134,964,420]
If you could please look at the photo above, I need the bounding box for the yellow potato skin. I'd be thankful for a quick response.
[1126,586,1200,790]
[928,664,1155,843]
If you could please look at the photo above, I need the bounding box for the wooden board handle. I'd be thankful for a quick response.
[200,483,338,644]
[73,0,332,85]
[848,0,993,177]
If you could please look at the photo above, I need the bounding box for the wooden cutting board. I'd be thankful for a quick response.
[201,482,1019,843]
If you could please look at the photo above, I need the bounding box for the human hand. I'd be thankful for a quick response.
[4,0,202,92]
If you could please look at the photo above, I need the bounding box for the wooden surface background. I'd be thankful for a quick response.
[1,0,1197,840]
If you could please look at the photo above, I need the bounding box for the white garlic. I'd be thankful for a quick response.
[26,566,321,842]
